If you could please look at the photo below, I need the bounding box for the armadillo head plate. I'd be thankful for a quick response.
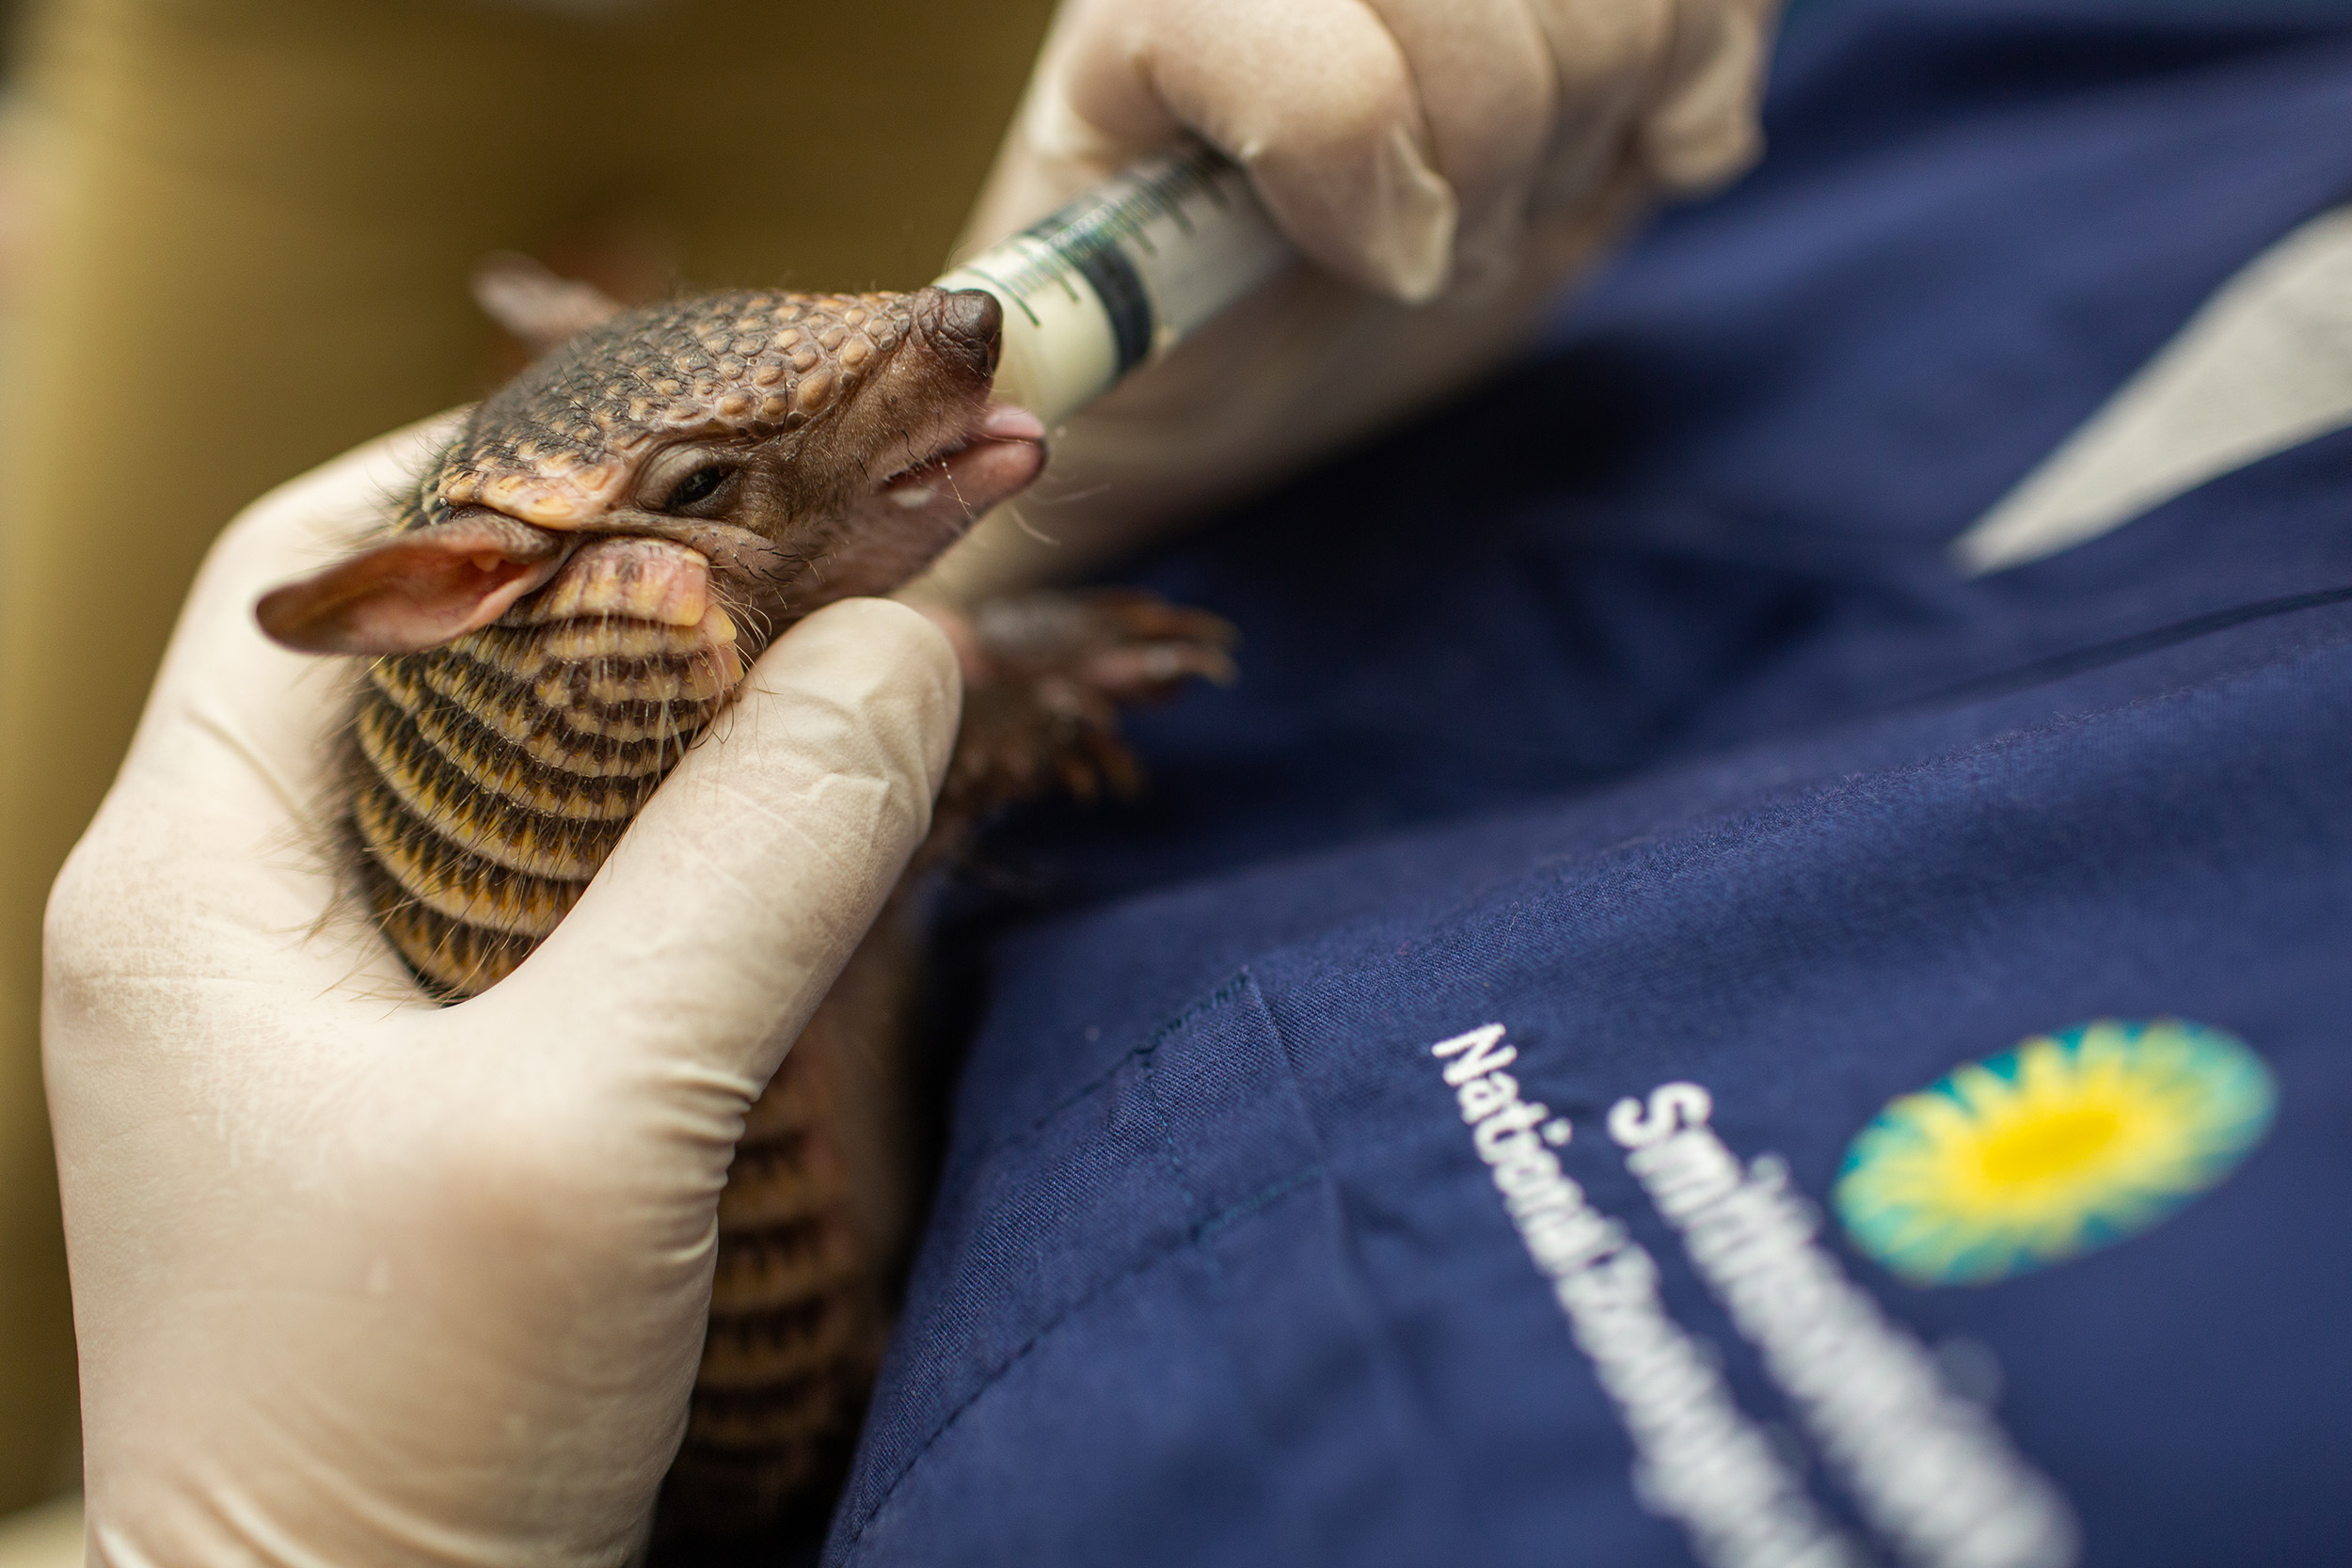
[257,285,1043,657]
[435,285,1041,624]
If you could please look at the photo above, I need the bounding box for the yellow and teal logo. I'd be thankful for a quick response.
[1834,1019,2275,1286]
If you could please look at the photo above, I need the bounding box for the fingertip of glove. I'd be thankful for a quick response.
[1642,115,1764,197]
[735,597,963,792]
[1358,122,1458,304]
[1638,6,1771,195]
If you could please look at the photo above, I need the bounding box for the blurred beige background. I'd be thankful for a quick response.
[0,0,1055,1534]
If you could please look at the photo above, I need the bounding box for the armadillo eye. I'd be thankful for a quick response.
[660,463,737,513]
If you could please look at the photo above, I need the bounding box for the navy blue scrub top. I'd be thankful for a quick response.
[826,4,2352,1564]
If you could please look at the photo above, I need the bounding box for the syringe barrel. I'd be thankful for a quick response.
[934,146,1290,428]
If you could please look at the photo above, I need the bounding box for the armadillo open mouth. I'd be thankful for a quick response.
[876,403,1048,516]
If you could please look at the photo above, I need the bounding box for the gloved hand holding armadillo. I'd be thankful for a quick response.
[44,416,964,1568]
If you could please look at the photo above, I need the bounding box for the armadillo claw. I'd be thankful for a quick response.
[936,588,1235,825]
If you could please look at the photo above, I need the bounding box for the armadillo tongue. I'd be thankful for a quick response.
[969,404,1047,444]
[879,403,1047,514]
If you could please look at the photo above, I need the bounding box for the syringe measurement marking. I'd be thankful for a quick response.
[987,246,1101,315]
[958,150,1268,383]
[953,264,1043,329]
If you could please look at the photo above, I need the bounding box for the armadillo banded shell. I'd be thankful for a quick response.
[373,638,693,757]
[350,463,885,1536]
[358,657,703,967]
[667,1055,886,1530]
[330,283,977,1541]
[369,891,539,995]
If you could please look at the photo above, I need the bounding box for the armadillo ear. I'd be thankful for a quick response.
[472,252,627,356]
[256,516,569,656]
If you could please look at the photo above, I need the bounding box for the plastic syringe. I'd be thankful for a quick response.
[933,145,1292,428]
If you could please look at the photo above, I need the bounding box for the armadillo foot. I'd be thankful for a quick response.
[934,588,1237,825]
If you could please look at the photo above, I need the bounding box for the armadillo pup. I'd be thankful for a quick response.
[256,275,1232,1542]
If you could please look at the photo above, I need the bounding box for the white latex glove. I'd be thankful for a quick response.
[983,0,1773,303]
[930,0,1781,600]
[43,420,960,1566]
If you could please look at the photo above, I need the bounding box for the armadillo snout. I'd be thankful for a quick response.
[918,287,1003,383]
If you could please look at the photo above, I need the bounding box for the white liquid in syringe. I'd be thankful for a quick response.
[934,146,1293,427]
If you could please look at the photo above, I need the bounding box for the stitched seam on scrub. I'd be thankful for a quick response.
[939,973,1253,1188]
[837,1163,1325,1551]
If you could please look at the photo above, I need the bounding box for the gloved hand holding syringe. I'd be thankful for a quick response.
[923,0,1777,601]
